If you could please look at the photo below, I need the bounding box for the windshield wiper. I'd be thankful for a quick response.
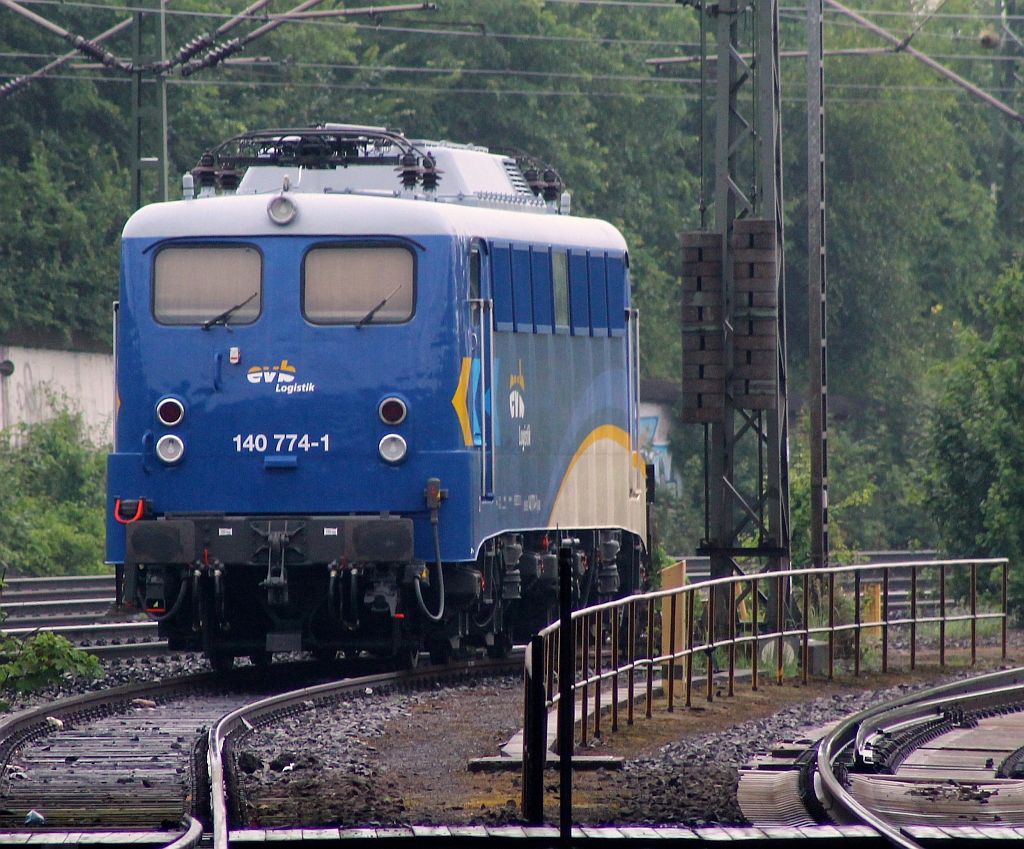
[356,283,404,329]
[202,292,258,331]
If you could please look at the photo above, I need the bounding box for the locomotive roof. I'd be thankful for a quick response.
[189,125,563,214]
[122,192,628,252]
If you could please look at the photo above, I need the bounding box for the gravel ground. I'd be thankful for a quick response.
[6,637,1022,829]
[231,658,1014,828]
[5,654,212,712]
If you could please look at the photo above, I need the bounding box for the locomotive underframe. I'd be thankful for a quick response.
[122,513,643,668]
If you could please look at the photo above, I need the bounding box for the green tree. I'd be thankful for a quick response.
[0,402,109,576]
[925,264,1024,611]
[0,143,128,349]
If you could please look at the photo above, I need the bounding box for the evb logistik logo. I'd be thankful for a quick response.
[247,359,315,394]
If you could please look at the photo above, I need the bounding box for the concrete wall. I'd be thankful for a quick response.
[0,346,114,446]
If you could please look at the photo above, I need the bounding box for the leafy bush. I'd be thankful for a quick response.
[0,628,102,711]
[0,402,109,576]
[925,264,1024,616]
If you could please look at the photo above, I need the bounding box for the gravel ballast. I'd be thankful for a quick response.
[6,644,1019,829]
[230,665,1005,828]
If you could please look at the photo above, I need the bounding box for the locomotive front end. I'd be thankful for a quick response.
[109,191,473,668]
[107,124,648,670]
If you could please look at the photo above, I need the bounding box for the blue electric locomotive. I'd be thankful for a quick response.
[106,124,648,669]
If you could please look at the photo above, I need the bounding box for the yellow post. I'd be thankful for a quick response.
[864,583,882,639]
[661,560,687,696]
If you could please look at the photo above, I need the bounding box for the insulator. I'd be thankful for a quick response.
[421,156,442,192]
[542,168,562,203]
[178,34,213,63]
[397,152,420,189]
[217,169,243,192]
[524,167,542,196]
[598,562,620,595]
[192,152,218,189]
[501,534,523,567]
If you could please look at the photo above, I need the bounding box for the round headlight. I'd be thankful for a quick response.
[378,433,407,464]
[157,397,185,427]
[156,434,185,464]
[267,194,297,225]
[378,397,407,425]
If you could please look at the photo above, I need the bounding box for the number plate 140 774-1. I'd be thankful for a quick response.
[232,433,330,452]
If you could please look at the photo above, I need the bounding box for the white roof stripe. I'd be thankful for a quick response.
[122,193,627,252]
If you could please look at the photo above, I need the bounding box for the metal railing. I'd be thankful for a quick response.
[520,556,1009,825]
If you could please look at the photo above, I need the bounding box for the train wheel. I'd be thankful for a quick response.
[248,650,272,668]
[208,651,235,672]
[426,634,452,665]
[399,646,421,670]
[486,633,512,660]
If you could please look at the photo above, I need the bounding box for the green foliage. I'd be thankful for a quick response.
[0,143,128,349]
[0,402,109,576]
[0,0,1020,572]
[0,629,102,711]
[924,264,1024,612]
[651,456,705,559]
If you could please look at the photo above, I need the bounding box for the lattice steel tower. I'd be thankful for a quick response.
[682,0,792,596]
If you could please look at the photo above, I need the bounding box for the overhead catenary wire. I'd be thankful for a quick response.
[4,68,1017,98]
[7,0,701,47]
[824,0,1024,123]
[0,13,130,96]
[6,45,1024,68]
[0,0,131,70]
[13,0,1024,18]
[179,2,435,75]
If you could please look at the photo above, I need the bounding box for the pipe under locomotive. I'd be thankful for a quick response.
[106,125,648,669]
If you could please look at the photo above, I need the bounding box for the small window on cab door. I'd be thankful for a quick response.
[552,251,569,333]
[470,247,481,301]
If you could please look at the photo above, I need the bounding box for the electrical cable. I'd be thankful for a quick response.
[4,69,1016,100]
[414,516,446,622]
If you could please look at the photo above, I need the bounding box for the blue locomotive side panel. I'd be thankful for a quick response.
[451,244,644,555]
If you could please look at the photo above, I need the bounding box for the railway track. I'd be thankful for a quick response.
[739,667,1024,848]
[2,575,164,656]
[0,656,533,847]
[8,587,1024,848]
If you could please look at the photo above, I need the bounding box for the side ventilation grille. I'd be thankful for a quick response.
[502,158,534,195]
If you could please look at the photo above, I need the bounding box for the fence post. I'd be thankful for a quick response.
[522,635,547,825]
[854,569,861,677]
[910,565,917,671]
[939,563,946,667]
[776,573,784,685]
[706,584,716,702]
[882,568,889,673]
[1003,561,1009,660]
[970,561,977,666]
[668,594,677,713]
[751,577,759,691]
[558,541,575,843]
[611,610,619,733]
[827,570,834,680]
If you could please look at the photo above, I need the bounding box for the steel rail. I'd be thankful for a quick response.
[816,666,1024,849]
[164,816,203,849]
[3,619,159,641]
[208,655,519,849]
